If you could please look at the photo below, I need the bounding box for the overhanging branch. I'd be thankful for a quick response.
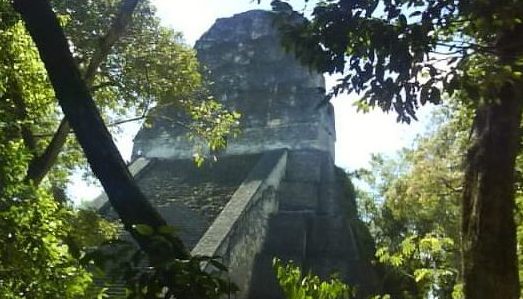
[25,0,141,185]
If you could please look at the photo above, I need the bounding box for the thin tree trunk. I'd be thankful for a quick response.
[9,77,37,153]
[462,83,522,299]
[83,0,139,87]
[25,0,139,185]
[26,118,69,185]
[13,0,188,262]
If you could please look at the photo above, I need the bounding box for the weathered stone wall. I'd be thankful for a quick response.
[132,10,335,160]
[98,154,261,250]
[96,150,381,298]
[248,150,381,299]
[113,9,381,299]
[192,150,287,298]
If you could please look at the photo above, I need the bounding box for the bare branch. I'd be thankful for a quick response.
[90,80,119,92]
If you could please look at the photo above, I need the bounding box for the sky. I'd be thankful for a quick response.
[149,0,434,167]
[69,0,434,203]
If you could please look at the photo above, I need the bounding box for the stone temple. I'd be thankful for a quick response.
[97,10,380,298]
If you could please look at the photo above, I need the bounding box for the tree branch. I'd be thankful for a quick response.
[90,80,119,92]
[83,0,139,87]
[13,0,188,261]
[25,0,140,185]
[8,78,38,153]
[26,118,70,185]
[33,115,145,137]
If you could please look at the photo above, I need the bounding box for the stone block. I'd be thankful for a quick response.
[263,212,311,257]
[307,215,357,257]
[278,182,319,211]
[285,150,324,182]
[317,181,344,215]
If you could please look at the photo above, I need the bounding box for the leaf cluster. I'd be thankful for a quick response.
[355,104,471,298]
[273,258,354,299]
[83,224,237,299]
[271,0,523,122]
[2,0,240,190]
[0,138,118,298]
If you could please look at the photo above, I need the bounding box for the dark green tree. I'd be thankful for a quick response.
[271,1,523,297]
[356,105,469,298]
[13,0,187,261]
[4,0,236,297]
[3,0,237,188]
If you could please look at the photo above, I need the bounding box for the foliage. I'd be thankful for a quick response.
[1,0,239,189]
[53,0,213,124]
[0,3,57,154]
[355,100,523,299]
[273,258,354,299]
[375,234,457,297]
[52,0,240,167]
[0,26,116,293]
[355,105,470,298]
[5,0,244,296]
[270,3,523,295]
[271,0,523,121]
[0,191,91,298]
[84,225,237,299]
[0,138,118,298]
[0,0,240,296]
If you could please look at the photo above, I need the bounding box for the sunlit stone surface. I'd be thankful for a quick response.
[132,10,335,161]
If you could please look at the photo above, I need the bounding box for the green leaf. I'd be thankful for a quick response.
[132,224,154,236]
[157,225,177,235]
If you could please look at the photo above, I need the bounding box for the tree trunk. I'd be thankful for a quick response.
[24,0,139,186]
[462,83,522,299]
[9,76,37,153]
[26,118,70,185]
[13,0,188,262]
